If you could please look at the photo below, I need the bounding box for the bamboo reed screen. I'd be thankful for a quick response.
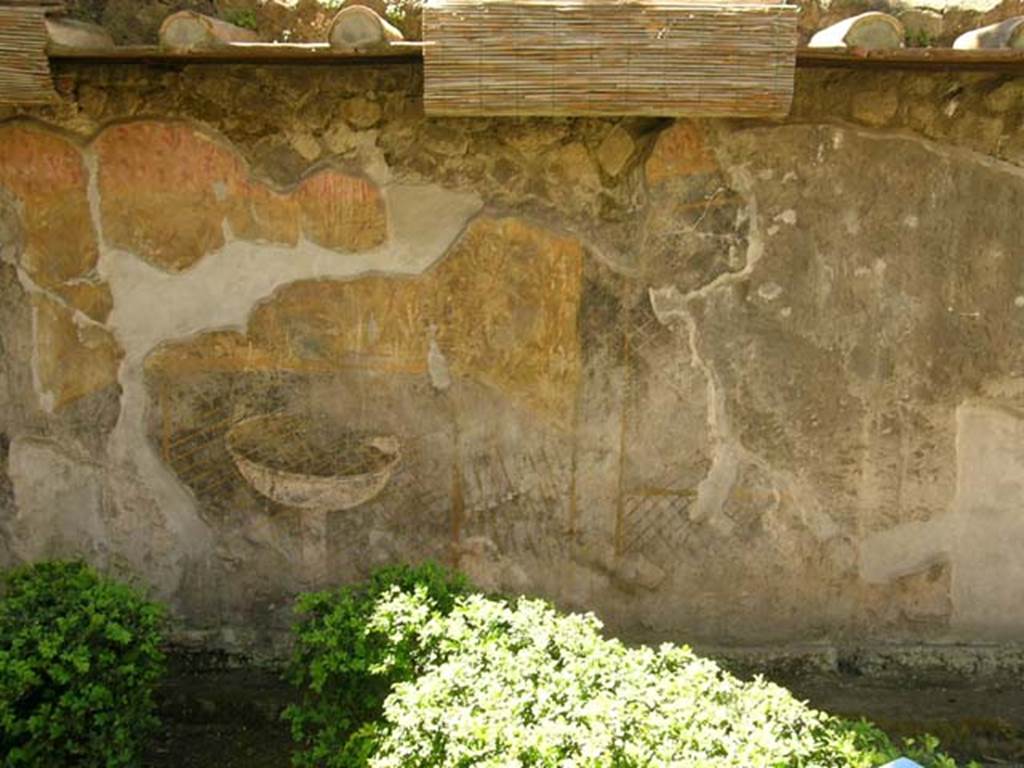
[0,2,62,104]
[423,0,798,117]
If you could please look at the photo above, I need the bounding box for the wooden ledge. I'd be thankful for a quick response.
[797,47,1024,71]
[47,41,426,64]
[46,42,1024,72]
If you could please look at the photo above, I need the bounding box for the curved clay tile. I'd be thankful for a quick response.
[159,11,259,51]
[808,12,905,50]
[953,16,1024,50]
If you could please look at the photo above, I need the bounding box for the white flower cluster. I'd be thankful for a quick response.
[359,587,879,768]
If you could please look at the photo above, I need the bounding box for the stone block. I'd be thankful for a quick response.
[645,121,717,186]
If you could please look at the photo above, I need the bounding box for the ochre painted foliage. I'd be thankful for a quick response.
[147,216,584,421]
[32,295,122,410]
[0,119,395,411]
[94,121,387,271]
[0,124,122,410]
[0,124,109,321]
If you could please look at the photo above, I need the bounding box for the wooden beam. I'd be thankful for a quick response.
[45,42,1024,72]
[47,41,425,64]
[797,47,1024,71]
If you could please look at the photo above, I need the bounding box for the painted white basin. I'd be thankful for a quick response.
[226,414,400,511]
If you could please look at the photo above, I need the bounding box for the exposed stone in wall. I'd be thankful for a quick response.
[639,121,750,290]
[595,126,636,179]
[377,113,657,248]
[792,70,1024,165]
[644,121,717,185]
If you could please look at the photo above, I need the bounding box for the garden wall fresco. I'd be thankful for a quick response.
[2,62,1024,659]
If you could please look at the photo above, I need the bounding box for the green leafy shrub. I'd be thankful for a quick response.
[360,586,964,768]
[0,560,166,767]
[223,9,258,31]
[383,0,420,27]
[283,562,471,768]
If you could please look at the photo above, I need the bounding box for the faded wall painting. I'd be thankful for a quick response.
[4,63,1024,653]
[143,211,584,588]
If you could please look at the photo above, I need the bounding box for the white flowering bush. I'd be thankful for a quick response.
[358,587,962,768]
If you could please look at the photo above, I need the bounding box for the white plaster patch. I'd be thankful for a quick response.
[427,328,452,391]
[949,400,1024,635]
[757,282,783,301]
[648,285,689,326]
[98,184,482,361]
[860,400,1024,640]
[27,300,54,414]
[7,437,107,560]
[903,214,919,230]
[774,209,797,226]
[365,314,380,344]
[690,441,740,524]
[649,284,758,530]
[1015,295,1024,308]
[842,209,861,236]
[859,515,957,584]
[386,184,481,269]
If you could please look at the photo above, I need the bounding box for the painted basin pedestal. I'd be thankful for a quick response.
[226,413,400,584]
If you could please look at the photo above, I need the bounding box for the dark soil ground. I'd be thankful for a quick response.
[145,667,294,768]
[147,722,292,768]
[143,667,1024,768]
[789,679,1024,767]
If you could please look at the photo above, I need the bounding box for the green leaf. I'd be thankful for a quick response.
[0,560,166,766]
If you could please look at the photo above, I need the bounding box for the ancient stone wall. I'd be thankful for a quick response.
[2,61,1023,659]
